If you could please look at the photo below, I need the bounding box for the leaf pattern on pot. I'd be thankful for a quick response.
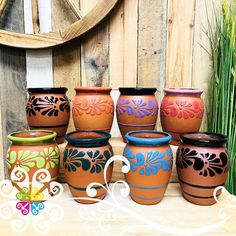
[7,150,45,172]
[26,95,37,117]
[63,148,112,173]
[63,149,89,172]
[72,98,114,116]
[123,147,172,176]
[176,148,229,177]
[116,98,158,118]
[160,98,204,119]
[59,96,70,112]
[39,147,60,170]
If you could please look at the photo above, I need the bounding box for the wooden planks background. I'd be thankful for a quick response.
[0,0,220,181]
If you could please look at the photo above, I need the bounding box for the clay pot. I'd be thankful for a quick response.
[176,132,229,206]
[26,87,70,144]
[7,130,60,183]
[116,88,158,140]
[72,87,114,133]
[123,131,173,205]
[63,130,113,204]
[160,88,204,145]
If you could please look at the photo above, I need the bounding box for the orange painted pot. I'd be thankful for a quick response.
[123,131,173,205]
[116,88,158,140]
[7,130,60,184]
[160,88,204,145]
[72,87,114,133]
[63,131,113,204]
[26,87,70,144]
[176,132,229,206]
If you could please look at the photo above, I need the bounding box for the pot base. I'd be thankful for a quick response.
[165,131,181,146]
[130,195,162,205]
[182,192,218,206]
[74,194,106,204]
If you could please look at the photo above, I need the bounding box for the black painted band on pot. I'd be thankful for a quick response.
[28,87,68,94]
[65,130,111,147]
[180,132,228,147]
[119,87,157,95]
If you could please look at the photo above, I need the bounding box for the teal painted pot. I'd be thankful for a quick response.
[63,130,113,204]
[123,130,173,205]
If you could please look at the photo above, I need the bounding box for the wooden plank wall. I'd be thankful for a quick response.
[0,0,28,179]
[0,0,219,181]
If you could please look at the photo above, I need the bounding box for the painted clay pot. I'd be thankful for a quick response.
[72,87,114,133]
[63,130,113,204]
[7,130,60,183]
[160,88,204,145]
[116,88,158,140]
[176,132,229,206]
[26,87,70,144]
[123,131,173,205]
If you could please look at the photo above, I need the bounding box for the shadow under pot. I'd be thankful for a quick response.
[7,130,60,199]
[26,87,70,144]
[116,87,158,141]
[123,131,173,205]
[72,87,114,133]
[176,132,229,206]
[160,88,204,146]
[63,130,114,204]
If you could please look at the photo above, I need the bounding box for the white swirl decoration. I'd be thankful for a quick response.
[86,155,130,203]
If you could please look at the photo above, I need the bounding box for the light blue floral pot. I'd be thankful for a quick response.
[123,130,173,205]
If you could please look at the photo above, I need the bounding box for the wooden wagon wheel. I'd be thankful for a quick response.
[0,0,119,49]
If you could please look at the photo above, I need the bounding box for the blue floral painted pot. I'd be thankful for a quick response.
[116,88,158,141]
[123,130,173,205]
[63,130,113,204]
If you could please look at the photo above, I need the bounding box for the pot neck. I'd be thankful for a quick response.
[125,131,172,146]
[8,130,56,146]
[74,87,112,95]
[119,87,157,96]
[164,88,203,96]
[65,130,111,147]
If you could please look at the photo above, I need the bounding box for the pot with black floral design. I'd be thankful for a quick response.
[26,87,70,144]
[7,130,60,185]
[63,130,113,204]
[176,132,229,206]
[116,87,158,141]
[72,87,114,133]
[160,88,204,145]
[123,130,173,205]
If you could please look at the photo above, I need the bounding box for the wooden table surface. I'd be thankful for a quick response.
[0,183,235,236]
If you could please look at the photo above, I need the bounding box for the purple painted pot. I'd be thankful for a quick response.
[116,87,158,141]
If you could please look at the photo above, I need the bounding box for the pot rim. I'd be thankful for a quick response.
[164,88,203,95]
[8,130,57,143]
[180,132,228,147]
[65,130,111,147]
[74,87,112,92]
[119,87,157,95]
[27,87,68,94]
[125,130,172,146]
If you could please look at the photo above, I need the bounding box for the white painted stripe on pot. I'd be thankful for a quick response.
[24,0,53,88]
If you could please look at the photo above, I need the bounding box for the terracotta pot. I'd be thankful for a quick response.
[63,130,113,204]
[116,88,158,140]
[176,132,229,206]
[72,87,114,133]
[7,130,60,183]
[123,131,173,205]
[160,88,204,145]
[26,87,70,144]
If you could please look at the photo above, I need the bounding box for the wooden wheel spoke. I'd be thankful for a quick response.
[0,0,119,48]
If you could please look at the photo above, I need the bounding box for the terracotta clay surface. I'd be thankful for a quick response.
[7,130,60,185]
[116,88,158,140]
[72,87,114,133]
[176,132,229,206]
[26,87,70,144]
[123,131,173,205]
[160,88,204,145]
[63,131,113,204]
